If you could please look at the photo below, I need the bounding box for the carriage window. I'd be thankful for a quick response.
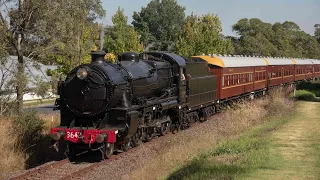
[232,75,235,85]
[222,76,224,87]
[227,75,230,86]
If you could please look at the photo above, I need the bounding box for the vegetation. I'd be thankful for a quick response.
[292,81,320,102]
[243,102,320,179]
[231,18,320,59]
[0,0,105,114]
[294,90,320,102]
[315,24,320,43]
[175,13,234,57]
[49,0,105,74]
[132,0,186,51]
[0,111,43,177]
[104,7,144,57]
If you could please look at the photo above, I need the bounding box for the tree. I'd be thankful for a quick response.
[132,0,185,51]
[47,0,105,74]
[175,13,233,57]
[315,24,320,43]
[104,7,143,57]
[232,18,320,59]
[0,0,104,114]
[232,18,277,56]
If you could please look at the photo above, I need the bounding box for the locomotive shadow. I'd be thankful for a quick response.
[25,134,67,169]
[69,150,105,164]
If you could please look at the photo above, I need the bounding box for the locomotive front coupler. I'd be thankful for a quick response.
[50,140,60,152]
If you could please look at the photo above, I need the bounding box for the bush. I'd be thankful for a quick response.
[12,110,45,151]
[297,81,320,90]
[294,90,319,102]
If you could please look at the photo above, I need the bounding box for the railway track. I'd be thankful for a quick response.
[9,138,156,180]
[8,118,205,180]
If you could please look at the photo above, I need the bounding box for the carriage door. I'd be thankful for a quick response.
[179,68,187,103]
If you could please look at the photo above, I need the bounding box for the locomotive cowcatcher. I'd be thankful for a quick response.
[50,51,217,159]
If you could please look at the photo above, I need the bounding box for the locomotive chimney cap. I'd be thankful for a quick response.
[120,52,139,62]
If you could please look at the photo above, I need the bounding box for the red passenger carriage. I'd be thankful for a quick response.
[265,58,294,87]
[293,59,314,81]
[192,56,268,100]
[312,59,320,79]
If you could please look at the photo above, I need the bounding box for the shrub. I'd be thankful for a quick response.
[294,90,319,102]
[12,110,45,151]
[297,81,320,91]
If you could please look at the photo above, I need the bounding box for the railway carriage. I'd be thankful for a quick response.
[312,59,320,79]
[265,58,294,87]
[192,56,267,100]
[293,59,314,81]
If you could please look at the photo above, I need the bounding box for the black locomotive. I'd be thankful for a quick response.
[51,51,217,158]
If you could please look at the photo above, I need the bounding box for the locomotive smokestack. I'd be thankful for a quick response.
[91,51,106,64]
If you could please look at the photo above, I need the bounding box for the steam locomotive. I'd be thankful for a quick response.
[51,51,217,159]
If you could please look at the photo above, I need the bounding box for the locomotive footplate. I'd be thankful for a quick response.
[50,127,117,144]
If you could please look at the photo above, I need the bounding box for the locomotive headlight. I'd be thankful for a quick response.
[76,68,88,80]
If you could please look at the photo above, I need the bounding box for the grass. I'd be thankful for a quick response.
[0,118,25,176]
[0,111,64,178]
[23,98,56,107]
[244,102,320,179]
[128,88,295,180]
[166,110,294,180]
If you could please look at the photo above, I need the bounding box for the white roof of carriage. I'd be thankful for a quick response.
[311,59,320,64]
[264,58,294,65]
[192,55,320,68]
[293,59,314,65]
[192,55,267,68]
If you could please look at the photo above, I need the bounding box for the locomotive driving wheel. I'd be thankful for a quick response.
[104,142,114,159]
[159,122,170,136]
[121,138,131,152]
[131,130,143,147]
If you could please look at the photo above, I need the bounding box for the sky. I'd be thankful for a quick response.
[101,0,320,36]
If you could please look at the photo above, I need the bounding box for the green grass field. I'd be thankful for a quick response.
[166,101,320,180]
